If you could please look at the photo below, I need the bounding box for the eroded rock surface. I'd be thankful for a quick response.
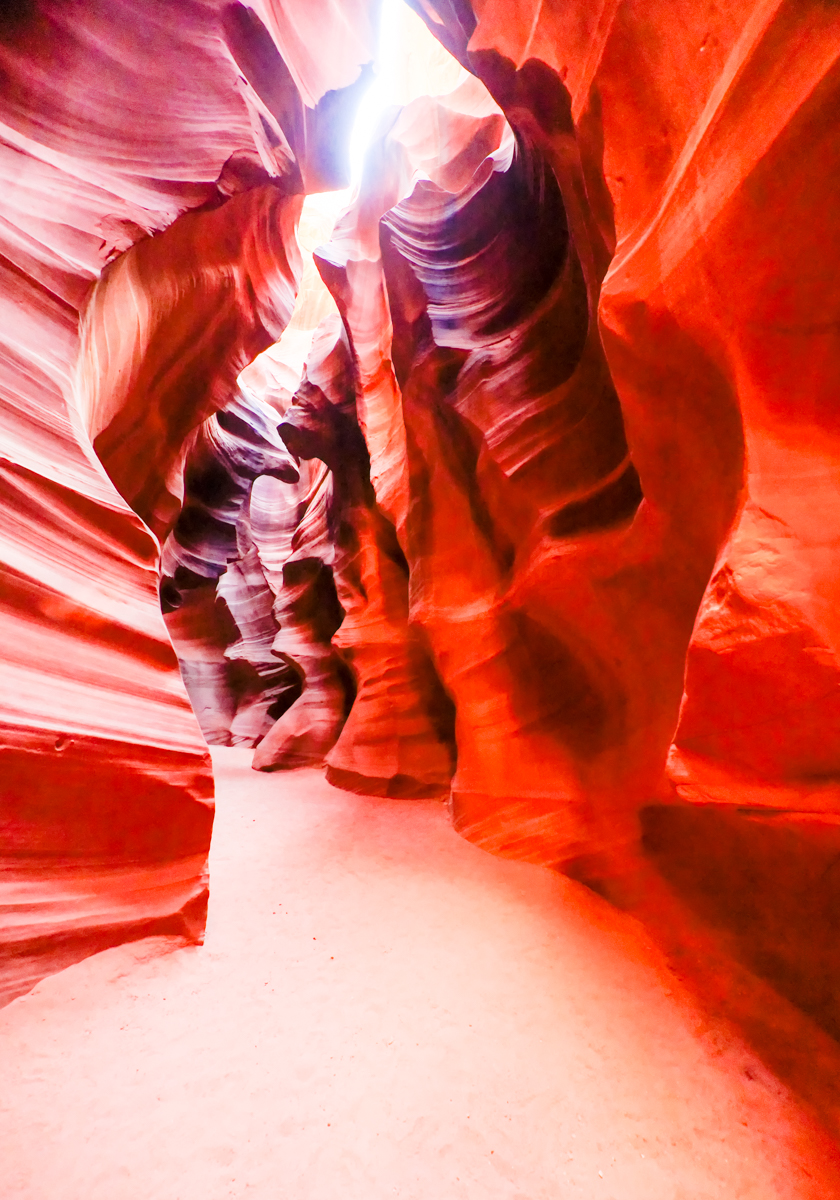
[0,0,372,1001]
[272,315,456,794]
[3,0,840,1061]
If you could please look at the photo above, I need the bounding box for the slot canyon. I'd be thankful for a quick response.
[2,0,840,1194]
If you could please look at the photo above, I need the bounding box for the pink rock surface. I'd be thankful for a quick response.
[160,386,302,747]
[2,0,840,1115]
[274,316,455,795]
[0,0,371,998]
[372,0,840,877]
[247,453,349,771]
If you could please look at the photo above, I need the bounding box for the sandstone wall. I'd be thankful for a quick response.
[3,0,840,1036]
[0,0,372,1001]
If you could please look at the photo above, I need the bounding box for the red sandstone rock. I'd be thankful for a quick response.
[318,51,647,867]
[248,453,349,771]
[388,0,840,883]
[0,0,374,1001]
[275,315,456,795]
[4,0,840,1038]
[250,557,349,771]
[77,186,303,538]
[160,387,302,747]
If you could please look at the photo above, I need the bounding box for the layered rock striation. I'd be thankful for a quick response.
[3,0,840,1047]
[0,0,373,1001]
[270,315,456,794]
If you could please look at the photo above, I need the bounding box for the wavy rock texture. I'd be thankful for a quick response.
[380,136,645,872]
[248,464,350,772]
[3,0,840,1054]
[345,1,836,870]
[160,387,302,747]
[0,0,374,1001]
[275,315,455,796]
[396,0,840,1036]
[323,57,653,871]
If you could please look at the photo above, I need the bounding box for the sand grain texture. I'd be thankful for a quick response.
[0,748,837,1199]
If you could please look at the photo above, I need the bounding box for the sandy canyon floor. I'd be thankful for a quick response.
[1,747,839,1199]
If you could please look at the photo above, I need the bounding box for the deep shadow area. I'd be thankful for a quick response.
[642,802,840,1044]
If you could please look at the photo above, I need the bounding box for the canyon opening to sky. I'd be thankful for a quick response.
[3,0,840,1196]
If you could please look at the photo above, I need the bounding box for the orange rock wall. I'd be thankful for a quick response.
[0,0,372,1001]
[3,0,840,1016]
[400,0,840,834]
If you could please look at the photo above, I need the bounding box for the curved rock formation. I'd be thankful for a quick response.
[314,52,655,870]
[77,183,303,537]
[379,126,645,870]
[396,0,840,1039]
[3,0,840,1064]
[0,0,372,1000]
[160,387,301,747]
[274,315,455,795]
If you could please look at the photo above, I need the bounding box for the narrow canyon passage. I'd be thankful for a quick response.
[1,750,837,1200]
[4,1,840,1193]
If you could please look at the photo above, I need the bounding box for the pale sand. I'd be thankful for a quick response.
[1,747,838,1199]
